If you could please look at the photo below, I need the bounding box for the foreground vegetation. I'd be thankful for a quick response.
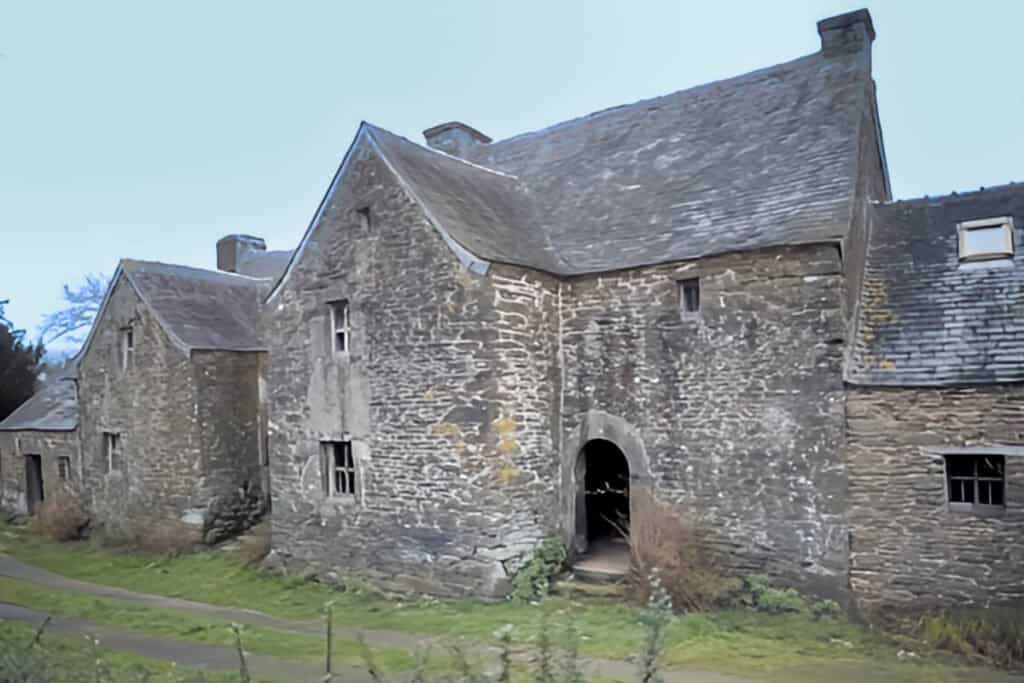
[0,521,1020,682]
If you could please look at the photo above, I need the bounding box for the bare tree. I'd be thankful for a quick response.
[40,273,109,345]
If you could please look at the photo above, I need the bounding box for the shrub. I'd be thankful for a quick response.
[29,492,90,542]
[918,605,1024,669]
[509,537,567,602]
[741,574,807,614]
[626,490,735,612]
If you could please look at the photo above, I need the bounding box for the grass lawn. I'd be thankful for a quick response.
[0,621,272,683]
[0,522,1018,682]
[0,575,419,671]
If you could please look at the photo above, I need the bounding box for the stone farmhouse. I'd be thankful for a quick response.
[2,9,1021,612]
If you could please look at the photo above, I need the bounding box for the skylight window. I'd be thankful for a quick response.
[957,217,1014,262]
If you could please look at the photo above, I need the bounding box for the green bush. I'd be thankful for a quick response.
[509,537,567,602]
[741,575,808,614]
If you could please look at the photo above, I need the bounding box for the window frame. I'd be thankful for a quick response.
[120,326,135,372]
[678,278,701,319]
[321,440,358,499]
[943,453,1006,515]
[329,300,350,356]
[57,456,71,481]
[356,206,372,232]
[957,217,1014,262]
[104,432,122,474]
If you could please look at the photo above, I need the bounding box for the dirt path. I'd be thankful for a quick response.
[0,553,755,683]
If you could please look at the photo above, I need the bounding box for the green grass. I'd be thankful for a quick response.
[1,522,1020,682]
[0,575,418,671]
[0,621,269,683]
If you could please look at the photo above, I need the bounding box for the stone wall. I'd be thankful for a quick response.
[0,430,80,515]
[78,276,263,542]
[560,244,850,599]
[193,350,266,543]
[266,142,561,596]
[847,384,1024,612]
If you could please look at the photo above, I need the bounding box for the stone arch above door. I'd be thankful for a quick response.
[565,410,652,484]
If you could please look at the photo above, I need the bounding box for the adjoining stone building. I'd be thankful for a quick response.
[72,255,276,544]
[845,185,1024,611]
[0,371,80,515]
[4,8,1020,611]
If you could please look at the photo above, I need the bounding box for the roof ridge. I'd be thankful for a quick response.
[363,123,519,180]
[885,181,1024,206]
[121,258,271,285]
[486,52,823,148]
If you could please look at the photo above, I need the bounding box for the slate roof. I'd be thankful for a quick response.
[236,248,293,281]
[848,184,1024,386]
[367,48,872,276]
[0,376,78,432]
[121,260,267,353]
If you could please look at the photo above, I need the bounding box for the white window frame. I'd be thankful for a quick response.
[329,301,350,355]
[957,216,1014,262]
[104,432,121,473]
[120,326,134,371]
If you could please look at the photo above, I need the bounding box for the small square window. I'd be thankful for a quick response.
[321,441,357,497]
[57,456,71,481]
[329,301,350,354]
[104,432,121,473]
[356,206,372,232]
[957,217,1014,262]
[120,327,134,371]
[679,278,700,318]
[945,454,1005,512]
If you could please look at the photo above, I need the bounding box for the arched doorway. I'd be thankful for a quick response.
[574,439,630,557]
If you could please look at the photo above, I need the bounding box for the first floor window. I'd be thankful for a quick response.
[329,300,350,354]
[322,441,357,497]
[104,432,121,473]
[120,326,134,371]
[57,456,71,481]
[945,454,1005,511]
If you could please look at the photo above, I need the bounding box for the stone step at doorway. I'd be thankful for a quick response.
[571,537,631,584]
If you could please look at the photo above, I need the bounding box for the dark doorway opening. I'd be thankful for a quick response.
[25,454,44,515]
[578,439,630,543]
[572,439,631,581]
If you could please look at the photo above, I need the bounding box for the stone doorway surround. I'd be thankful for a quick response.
[562,410,653,558]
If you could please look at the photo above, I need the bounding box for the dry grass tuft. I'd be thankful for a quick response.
[29,493,90,542]
[236,520,272,565]
[625,490,736,612]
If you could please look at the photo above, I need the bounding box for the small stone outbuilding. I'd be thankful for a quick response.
[0,372,80,515]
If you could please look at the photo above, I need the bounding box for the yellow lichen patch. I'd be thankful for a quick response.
[431,422,462,437]
[496,465,520,483]
[493,415,517,434]
[497,437,519,455]
[879,359,896,370]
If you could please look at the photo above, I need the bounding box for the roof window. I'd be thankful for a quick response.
[957,217,1014,262]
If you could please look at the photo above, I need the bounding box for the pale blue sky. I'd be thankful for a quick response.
[1,1,1022,352]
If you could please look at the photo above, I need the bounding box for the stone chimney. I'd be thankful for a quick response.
[817,8,874,57]
[423,122,492,158]
[217,234,266,273]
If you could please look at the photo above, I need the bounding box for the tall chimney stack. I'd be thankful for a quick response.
[817,9,875,57]
[422,122,491,158]
[216,234,266,274]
